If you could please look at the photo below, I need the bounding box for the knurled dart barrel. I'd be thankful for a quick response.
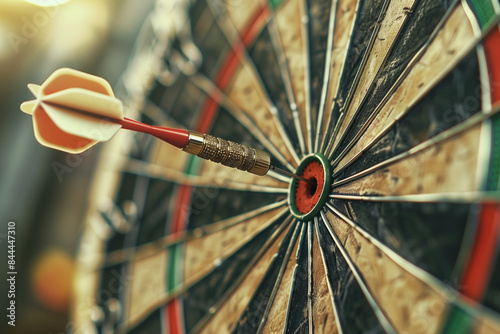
[183,131,271,176]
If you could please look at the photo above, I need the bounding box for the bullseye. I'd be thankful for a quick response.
[296,161,324,213]
[289,153,331,221]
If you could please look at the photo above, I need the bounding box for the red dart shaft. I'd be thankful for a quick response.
[119,117,189,148]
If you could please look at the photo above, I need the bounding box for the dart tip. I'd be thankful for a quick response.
[300,177,317,185]
[269,165,316,185]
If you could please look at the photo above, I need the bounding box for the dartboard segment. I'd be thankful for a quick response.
[271,0,310,153]
[259,223,301,333]
[331,2,483,170]
[283,222,310,333]
[127,250,168,326]
[317,212,394,333]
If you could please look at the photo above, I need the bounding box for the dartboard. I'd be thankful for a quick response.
[73,0,500,333]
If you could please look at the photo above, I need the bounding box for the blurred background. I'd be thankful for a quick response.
[0,0,154,332]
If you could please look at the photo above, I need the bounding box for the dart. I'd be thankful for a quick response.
[20,68,314,184]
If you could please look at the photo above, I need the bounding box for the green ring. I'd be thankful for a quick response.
[288,153,331,221]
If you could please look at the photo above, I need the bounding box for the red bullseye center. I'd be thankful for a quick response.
[295,161,325,214]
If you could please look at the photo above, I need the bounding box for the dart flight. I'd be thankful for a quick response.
[20,68,125,154]
[20,68,189,154]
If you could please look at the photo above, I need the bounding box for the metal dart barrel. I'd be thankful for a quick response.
[183,130,315,185]
[183,131,271,176]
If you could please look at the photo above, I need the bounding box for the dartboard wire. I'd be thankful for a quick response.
[116,212,292,334]
[332,102,500,188]
[299,0,313,154]
[188,215,295,333]
[266,14,307,155]
[320,1,362,155]
[307,220,313,334]
[321,0,390,158]
[476,118,495,194]
[119,156,289,193]
[448,202,483,292]
[282,222,307,333]
[315,0,362,157]
[474,51,495,195]
[470,35,492,113]
[313,216,344,334]
[330,4,500,173]
[230,219,301,333]
[256,221,302,334]
[267,168,293,183]
[320,0,419,158]
[188,73,296,172]
[81,200,287,270]
[206,1,302,167]
[329,192,500,204]
[331,15,500,178]
[318,210,396,334]
[313,0,338,153]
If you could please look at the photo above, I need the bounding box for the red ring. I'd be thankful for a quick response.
[295,161,325,214]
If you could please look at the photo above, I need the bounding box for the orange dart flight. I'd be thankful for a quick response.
[21,68,189,154]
